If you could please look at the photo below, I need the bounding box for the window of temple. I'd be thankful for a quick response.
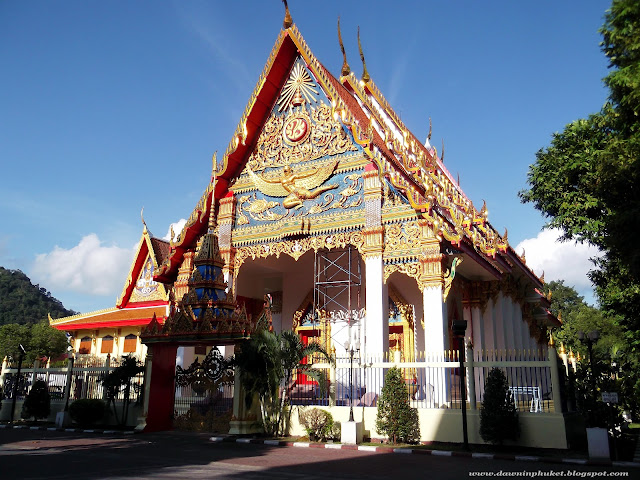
[123,334,138,353]
[101,335,114,354]
[79,336,92,354]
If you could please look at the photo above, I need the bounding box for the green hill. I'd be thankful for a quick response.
[0,266,76,325]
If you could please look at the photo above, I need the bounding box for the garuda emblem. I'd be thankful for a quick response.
[246,160,338,209]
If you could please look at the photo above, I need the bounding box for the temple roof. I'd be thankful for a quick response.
[155,20,544,293]
[49,305,167,331]
[49,226,170,332]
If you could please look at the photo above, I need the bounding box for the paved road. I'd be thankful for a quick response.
[0,429,635,480]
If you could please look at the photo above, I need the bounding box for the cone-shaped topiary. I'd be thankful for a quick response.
[480,368,520,444]
[21,379,50,421]
[376,366,420,444]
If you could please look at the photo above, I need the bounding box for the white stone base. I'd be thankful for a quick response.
[587,427,610,459]
[228,419,263,435]
[340,420,363,445]
[55,411,71,428]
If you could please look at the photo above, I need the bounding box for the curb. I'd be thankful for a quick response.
[208,435,640,468]
[0,424,135,435]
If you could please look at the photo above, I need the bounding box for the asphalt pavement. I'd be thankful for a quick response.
[0,428,636,480]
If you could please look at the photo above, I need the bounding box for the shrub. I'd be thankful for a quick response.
[69,399,106,427]
[21,380,50,420]
[376,366,420,444]
[299,408,336,441]
[480,368,520,444]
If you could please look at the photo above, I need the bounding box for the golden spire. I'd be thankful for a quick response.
[208,152,218,233]
[357,26,370,83]
[282,0,292,29]
[337,17,350,77]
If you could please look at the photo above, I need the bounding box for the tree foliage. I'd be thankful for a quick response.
[0,267,76,326]
[101,355,144,426]
[233,328,330,437]
[520,0,640,356]
[480,368,520,445]
[375,366,420,444]
[0,322,69,364]
[21,379,51,421]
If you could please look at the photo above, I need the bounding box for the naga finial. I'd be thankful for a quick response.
[357,26,370,83]
[480,199,488,217]
[503,227,508,242]
[540,270,545,284]
[441,139,445,163]
[337,17,350,77]
[426,117,432,143]
[141,207,148,233]
[282,0,293,29]
[211,151,218,184]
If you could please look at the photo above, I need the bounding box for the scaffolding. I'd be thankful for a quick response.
[312,246,362,350]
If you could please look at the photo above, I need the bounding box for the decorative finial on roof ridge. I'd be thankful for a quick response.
[337,17,350,77]
[441,139,445,163]
[357,26,370,83]
[282,0,293,29]
[426,117,432,143]
[141,207,148,234]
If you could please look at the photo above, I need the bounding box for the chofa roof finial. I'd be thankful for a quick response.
[357,26,370,83]
[282,0,293,29]
[426,117,432,143]
[337,17,350,77]
[140,207,148,234]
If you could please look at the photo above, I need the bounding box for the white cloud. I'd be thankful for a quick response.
[515,228,602,294]
[31,234,136,296]
[163,219,188,242]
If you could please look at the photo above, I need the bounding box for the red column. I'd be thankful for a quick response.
[144,344,178,432]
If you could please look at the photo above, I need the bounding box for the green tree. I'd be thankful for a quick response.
[0,267,76,326]
[234,329,329,437]
[375,366,420,444]
[0,322,68,364]
[480,368,520,445]
[21,380,51,421]
[520,0,640,357]
[101,355,144,426]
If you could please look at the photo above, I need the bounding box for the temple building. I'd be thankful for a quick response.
[49,224,171,361]
[51,7,562,444]
[148,19,556,363]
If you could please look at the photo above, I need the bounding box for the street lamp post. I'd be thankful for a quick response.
[9,344,26,424]
[345,339,360,423]
[452,319,469,451]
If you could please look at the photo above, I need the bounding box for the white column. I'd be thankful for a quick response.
[503,297,515,351]
[423,287,446,352]
[512,300,524,352]
[423,286,447,406]
[483,300,495,352]
[493,294,505,351]
[471,306,483,353]
[364,256,388,359]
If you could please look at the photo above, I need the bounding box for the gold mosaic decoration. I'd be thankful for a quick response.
[234,231,364,268]
[277,63,319,112]
[246,103,358,172]
[237,170,362,224]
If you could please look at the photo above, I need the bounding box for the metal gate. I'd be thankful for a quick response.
[173,347,234,432]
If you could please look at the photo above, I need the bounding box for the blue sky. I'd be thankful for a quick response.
[0,1,609,314]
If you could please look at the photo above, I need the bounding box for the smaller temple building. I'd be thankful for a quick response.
[49,225,171,361]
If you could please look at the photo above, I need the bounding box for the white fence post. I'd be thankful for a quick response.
[548,342,562,414]
[466,344,476,410]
